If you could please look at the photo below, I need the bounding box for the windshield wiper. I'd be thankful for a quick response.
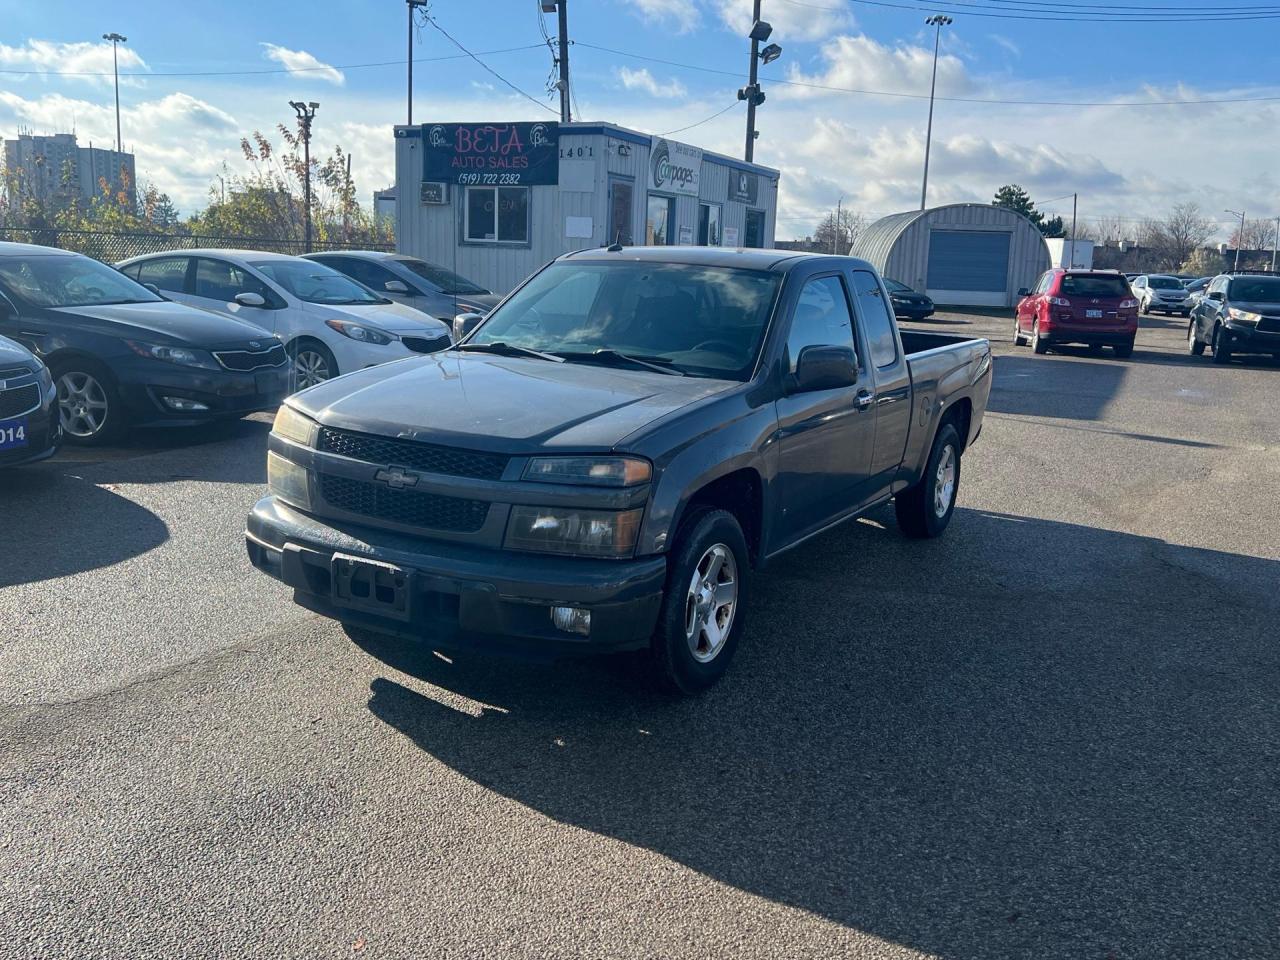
[556,349,685,376]
[456,341,564,362]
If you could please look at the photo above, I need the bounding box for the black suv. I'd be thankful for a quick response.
[1188,273,1280,363]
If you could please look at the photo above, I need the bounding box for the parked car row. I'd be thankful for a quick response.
[0,241,507,458]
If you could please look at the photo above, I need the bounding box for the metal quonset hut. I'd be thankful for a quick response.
[854,203,1050,308]
[393,121,779,295]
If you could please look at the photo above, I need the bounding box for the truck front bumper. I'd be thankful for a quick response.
[246,496,667,657]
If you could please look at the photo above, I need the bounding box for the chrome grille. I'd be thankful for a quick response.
[317,427,508,481]
[214,344,288,371]
[318,474,490,532]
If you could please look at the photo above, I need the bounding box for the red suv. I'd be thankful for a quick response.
[1014,270,1139,358]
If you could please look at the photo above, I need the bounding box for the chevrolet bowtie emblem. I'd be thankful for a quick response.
[374,466,421,490]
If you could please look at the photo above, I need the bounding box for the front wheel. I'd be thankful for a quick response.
[895,422,962,540]
[52,360,122,446]
[287,338,338,391]
[650,509,750,695]
[1212,325,1233,365]
[1188,321,1205,356]
[1012,316,1026,346]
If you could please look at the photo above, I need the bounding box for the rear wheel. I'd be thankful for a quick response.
[1212,325,1233,365]
[51,359,122,446]
[650,509,750,695]
[1188,321,1205,356]
[1113,339,1134,359]
[1012,316,1026,346]
[895,422,962,540]
[1087,342,1104,356]
[1031,320,1048,354]
[1140,299,1150,315]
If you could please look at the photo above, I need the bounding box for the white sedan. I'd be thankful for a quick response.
[117,249,453,389]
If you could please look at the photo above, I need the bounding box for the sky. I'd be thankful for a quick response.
[2,0,1278,241]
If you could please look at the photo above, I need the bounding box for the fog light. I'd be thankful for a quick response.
[550,606,591,636]
[162,396,210,412]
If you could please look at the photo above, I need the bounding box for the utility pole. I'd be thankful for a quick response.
[557,1,572,122]
[406,0,429,125]
[1225,209,1245,272]
[103,33,127,155]
[1070,193,1078,268]
[1272,217,1278,272]
[290,101,319,253]
[739,5,779,162]
[920,14,952,211]
[832,197,842,254]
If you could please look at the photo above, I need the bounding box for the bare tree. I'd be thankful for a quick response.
[1088,215,1129,243]
[1230,218,1277,252]
[814,208,868,255]
[1139,203,1215,271]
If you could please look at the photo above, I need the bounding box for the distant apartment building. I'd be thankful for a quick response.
[3,133,137,211]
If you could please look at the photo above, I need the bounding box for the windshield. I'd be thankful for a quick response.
[251,260,386,304]
[1148,276,1182,290]
[469,261,781,380]
[396,258,489,296]
[0,254,162,308]
[1060,274,1130,298]
[884,278,913,293]
[1228,277,1280,301]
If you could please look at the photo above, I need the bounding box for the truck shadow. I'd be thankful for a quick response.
[988,355,1128,421]
[356,508,1279,959]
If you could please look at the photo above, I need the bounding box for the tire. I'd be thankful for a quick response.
[1212,325,1232,365]
[1187,321,1205,356]
[1140,299,1150,315]
[895,422,962,540]
[287,338,339,391]
[1113,339,1134,359]
[50,358,123,446]
[1031,320,1048,354]
[1087,342,1104,356]
[1181,311,1190,318]
[1012,316,1026,346]
[650,509,750,696]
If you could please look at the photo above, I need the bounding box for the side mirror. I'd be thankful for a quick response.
[1017,287,1030,298]
[1208,291,1224,302]
[143,282,162,296]
[453,312,485,342]
[792,345,857,393]
[384,279,411,295]
[234,292,266,307]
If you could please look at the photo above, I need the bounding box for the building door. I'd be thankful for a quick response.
[698,202,722,246]
[926,229,1012,305]
[646,194,676,245]
[744,208,766,248]
[608,178,634,245]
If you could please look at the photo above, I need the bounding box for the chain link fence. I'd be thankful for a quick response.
[0,228,393,263]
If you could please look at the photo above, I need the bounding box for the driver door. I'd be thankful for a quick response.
[187,258,278,332]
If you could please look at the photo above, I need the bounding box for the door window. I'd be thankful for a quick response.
[608,179,634,245]
[194,258,273,303]
[336,257,402,293]
[786,275,856,374]
[850,270,898,368]
[134,256,189,294]
[646,195,676,245]
[698,203,722,246]
[744,209,766,248]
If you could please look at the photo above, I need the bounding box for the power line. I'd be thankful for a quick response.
[0,44,548,79]
[834,0,1280,21]
[574,40,1280,108]
[659,101,743,136]
[422,15,558,115]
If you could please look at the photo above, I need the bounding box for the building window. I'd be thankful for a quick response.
[647,194,675,245]
[744,208,766,248]
[465,186,529,244]
[697,202,722,246]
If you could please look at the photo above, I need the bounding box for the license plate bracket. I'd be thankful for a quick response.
[0,416,29,451]
[331,553,414,621]
[1086,309,1103,319]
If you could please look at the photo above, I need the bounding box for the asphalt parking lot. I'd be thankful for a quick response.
[3,310,1278,960]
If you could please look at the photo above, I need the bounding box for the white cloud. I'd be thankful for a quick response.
[0,39,148,87]
[781,34,972,100]
[260,43,344,85]
[617,67,688,100]
[631,0,701,32]
[709,0,854,42]
[990,34,1021,58]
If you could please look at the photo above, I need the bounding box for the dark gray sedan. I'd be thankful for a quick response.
[302,251,500,323]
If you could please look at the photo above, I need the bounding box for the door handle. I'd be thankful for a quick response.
[877,390,907,406]
[854,391,874,410]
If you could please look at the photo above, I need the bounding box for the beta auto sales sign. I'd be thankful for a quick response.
[649,137,702,197]
[421,122,559,186]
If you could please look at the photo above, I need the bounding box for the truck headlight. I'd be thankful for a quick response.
[267,451,310,510]
[524,456,652,487]
[1228,308,1261,325]
[505,506,644,558]
[272,404,317,446]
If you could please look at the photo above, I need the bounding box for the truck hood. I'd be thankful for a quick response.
[289,351,735,452]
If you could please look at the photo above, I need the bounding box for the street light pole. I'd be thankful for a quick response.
[102,33,127,155]
[920,14,952,211]
[406,0,429,125]
[1225,209,1245,272]
[290,101,319,253]
[745,0,763,162]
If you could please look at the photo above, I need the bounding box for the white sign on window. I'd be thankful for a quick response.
[723,226,740,247]
[565,216,594,239]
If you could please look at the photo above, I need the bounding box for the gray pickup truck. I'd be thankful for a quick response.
[247,248,992,693]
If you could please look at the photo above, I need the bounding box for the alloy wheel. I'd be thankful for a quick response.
[56,371,109,438]
[293,349,331,389]
[684,543,739,664]
[934,444,957,518]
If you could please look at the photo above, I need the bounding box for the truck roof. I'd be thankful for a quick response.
[561,246,876,274]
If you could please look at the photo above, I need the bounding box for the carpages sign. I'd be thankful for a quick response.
[649,137,702,197]
[422,122,559,186]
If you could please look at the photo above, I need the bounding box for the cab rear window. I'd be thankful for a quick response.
[1060,274,1129,298]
